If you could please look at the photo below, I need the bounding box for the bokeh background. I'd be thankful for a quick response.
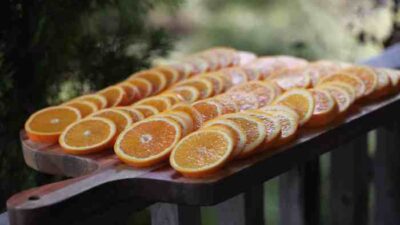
[0,0,399,224]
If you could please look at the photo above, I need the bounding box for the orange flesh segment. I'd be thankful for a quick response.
[26,107,80,134]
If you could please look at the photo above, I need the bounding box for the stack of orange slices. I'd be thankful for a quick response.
[23,47,400,178]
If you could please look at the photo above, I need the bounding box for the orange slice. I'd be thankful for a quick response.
[318,72,366,99]
[91,108,132,134]
[170,86,200,103]
[153,66,179,86]
[305,89,338,127]
[229,81,276,107]
[263,110,299,147]
[159,93,181,105]
[237,51,257,65]
[220,92,259,111]
[98,86,127,107]
[220,67,248,86]
[131,105,159,118]
[192,100,224,124]
[169,127,234,177]
[244,110,281,151]
[368,69,392,99]
[118,82,140,105]
[135,96,172,112]
[133,70,167,94]
[341,66,378,97]
[115,117,182,167]
[212,97,239,114]
[64,100,98,118]
[115,107,145,122]
[320,81,356,103]
[25,106,81,143]
[203,118,247,158]
[59,117,117,155]
[171,103,203,130]
[156,110,194,136]
[202,74,225,95]
[174,78,214,99]
[221,113,267,158]
[260,105,300,122]
[385,69,400,92]
[270,67,312,91]
[317,84,353,114]
[127,77,153,98]
[273,88,315,126]
[72,94,107,109]
[242,67,262,81]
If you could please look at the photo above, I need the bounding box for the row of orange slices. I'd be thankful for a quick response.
[24,47,400,178]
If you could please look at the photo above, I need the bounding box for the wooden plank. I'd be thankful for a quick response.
[279,158,320,225]
[329,134,369,225]
[150,203,201,225]
[374,122,400,225]
[215,185,264,225]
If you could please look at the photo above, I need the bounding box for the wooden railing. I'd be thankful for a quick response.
[3,44,400,225]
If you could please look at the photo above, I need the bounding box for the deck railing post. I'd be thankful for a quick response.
[279,158,320,225]
[150,203,201,225]
[215,184,265,225]
[374,120,400,225]
[330,134,369,225]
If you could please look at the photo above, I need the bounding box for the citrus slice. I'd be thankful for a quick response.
[191,100,224,125]
[135,96,172,112]
[237,51,257,65]
[174,78,214,99]
[115,117,182,167]
[385,69,400,92]
[270,67,312,91]
[91,108,132,134]
[170,86,200,103]
[25,106,81,143]
[115,107,145,122]
[368,69,392,99]
[320,81,356,103]
[244,110,281,151]
[220,92,259,111]
[64,100,98,118]
[131,105,159,118]
[229,81,276,107]
[169,127,234,177]
[318,72,366,98]
[171,103,203,130]
[156,110,193,136]
[317,84,353,114]
[242,67,262,81]
[260,105,300,122]
[153,66,179,86]
[202,74,225,95]
[72,94,107,109]
[305,89,338,127]
[273,88,315,126]
[220,67,248,86]
[212,97,239,114]
[341,66,378,97]
[98,86,127,107]
[203,118,247,158]
[59,117,117,155]
[221,113,267,158]
[127,77,153,98]
[133,70,167,94]
[263,110,299,147]
[118,82,140,105]
[159,93,181,105]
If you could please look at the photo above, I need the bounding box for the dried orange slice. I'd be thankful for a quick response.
[368,69,392,99]
[98,86,127,107]
[192,100,224,124]
[320,81,356,103]
[115,107,144,122]
[242,67,262,81]
[341,66,378,97]
[229,81,276,107]
[221,113,267,158]
[212,97,239,114]
[317,84,353,114]
[220,92,259,111]
[318,72,366,99]
[260,105,300,122]
[156,110,193,136]
[306,62,342,86]
[273,88,315,126]
[171,103,203,130]
[220,67,248,86]
[203,118,247,158]
[153,66,179,86]
[263,110,299,147]
[118,82,140,105]
[202,74,225,95]
[127,77,153,98]
[244,110,281,151]
[64,100,98,118]
[59,117,117,155]
[133,70,167,94]
[115,117,182,167]
[135,96,172,112]
[25,106,81,143]
[72,94,107,109]
[174,78,214,99]
[170,86,200,103]
[91,108,132,134]
[305,89,338,127]
[237,51,257,65]
[159,93,181,105]
[169,127,234,177]
[131,105,159,118]
[270,67,312,91]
